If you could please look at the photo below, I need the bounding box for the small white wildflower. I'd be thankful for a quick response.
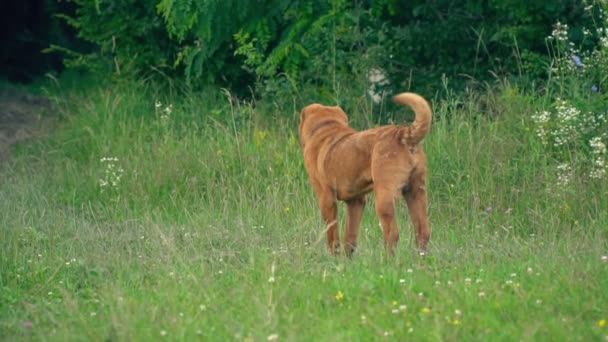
[601,36,608,49]
[399,279,406,285]
[590,157,606,179]
[392,309,399,314]
[464,278,472,284]
[556,163,573,187]
[478,291,486,298]
[268,276,275,283]
[601,255,607,262]
[407,268,413,273]
[550,22,569,42]
[455,309,462,316]
[590,137,606,154]
[510,273,517,277]
[399,305,407,311]
[90,312,97,317]
[99,157,124,190]
[267,334,279,341]
[160,330,167,336]
[536,299,543,305]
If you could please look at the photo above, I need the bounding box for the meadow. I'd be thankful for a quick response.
[1,78,607,341]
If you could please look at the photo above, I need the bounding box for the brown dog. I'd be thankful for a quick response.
[298,92,432,256]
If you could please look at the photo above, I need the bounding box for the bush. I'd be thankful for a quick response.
[56,0,600,100]
[55,0,178,82]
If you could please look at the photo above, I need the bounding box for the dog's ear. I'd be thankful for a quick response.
[332,106,349,125]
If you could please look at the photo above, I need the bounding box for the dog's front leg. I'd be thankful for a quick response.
[344,196,366,257]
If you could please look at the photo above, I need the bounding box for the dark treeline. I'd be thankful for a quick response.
[1,0,600,98]
[0,0,81,82]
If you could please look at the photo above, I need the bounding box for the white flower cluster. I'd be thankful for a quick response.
[551,99,580,147]
[549,22,569,42]
[99,157,124,190]
[155,100,173,120]
[533,101,608,181]
[556,163,573,187]
[531,110,550,145]
[591,136,607,154]
[590,137,607,179]
[533,99,583,148]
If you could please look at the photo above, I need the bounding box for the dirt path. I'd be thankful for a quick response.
[0,87,54,163]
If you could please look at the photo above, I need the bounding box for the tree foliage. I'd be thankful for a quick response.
[56,0,601,96]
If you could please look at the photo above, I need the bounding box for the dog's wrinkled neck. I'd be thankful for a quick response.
[308,119,342,137]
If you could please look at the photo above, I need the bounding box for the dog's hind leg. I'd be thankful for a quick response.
[344,196,366,257]
[404,169,430,251]
[317,192,340,255]
[374,187,401,254]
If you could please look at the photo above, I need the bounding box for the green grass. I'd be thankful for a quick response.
[1,80,607,341]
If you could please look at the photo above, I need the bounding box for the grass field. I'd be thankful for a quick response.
[1,80,607,341]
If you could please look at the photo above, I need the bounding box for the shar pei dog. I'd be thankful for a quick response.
[298,92,432,256]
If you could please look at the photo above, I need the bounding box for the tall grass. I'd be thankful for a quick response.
[1,78,607,341]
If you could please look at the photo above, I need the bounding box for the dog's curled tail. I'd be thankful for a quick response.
[392,92,432,144]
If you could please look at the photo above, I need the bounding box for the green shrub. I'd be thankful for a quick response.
[55,0,178,82]
[56,0,599,100]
